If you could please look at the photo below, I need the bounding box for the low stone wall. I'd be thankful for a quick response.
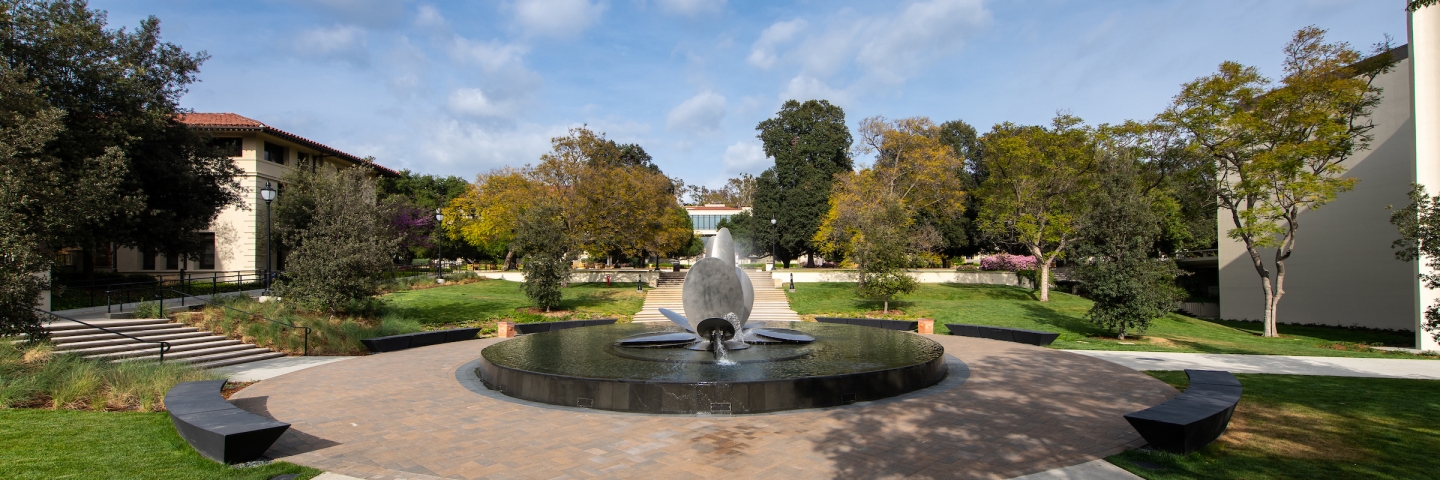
[1179,302,1219,319]
[474,269,659,287]
[770,269,1020,287]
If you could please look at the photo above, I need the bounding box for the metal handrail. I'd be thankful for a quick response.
[33,309,171,362]
[104,272,263,314]
[159,288,309,356]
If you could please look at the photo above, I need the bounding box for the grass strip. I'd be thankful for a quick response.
[1109,372,1440,479]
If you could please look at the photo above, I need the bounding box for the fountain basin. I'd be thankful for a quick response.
[476,322,947,414]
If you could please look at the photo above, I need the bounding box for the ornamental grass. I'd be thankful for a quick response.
[0,341,216,411]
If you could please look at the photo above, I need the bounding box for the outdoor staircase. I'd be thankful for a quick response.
[657,271,687,287]
[42,318,286,369]
[633,269,801,323]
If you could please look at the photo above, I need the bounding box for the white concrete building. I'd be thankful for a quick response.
[1219,8,1440,350]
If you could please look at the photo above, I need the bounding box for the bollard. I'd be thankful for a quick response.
[606,274,611,286]
[917,318,934,335]
[497,321,517,338]
[789,273,795,292]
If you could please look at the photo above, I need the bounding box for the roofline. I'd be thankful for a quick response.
[187,122,400,178]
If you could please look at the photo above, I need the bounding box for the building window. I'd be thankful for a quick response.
[142,250,156,270]
[688,214,733,231]
[211,137,242,157]
[165,253,179,270]
[297,152,311,171]
[263,142,287,165]
[198,233,216,269]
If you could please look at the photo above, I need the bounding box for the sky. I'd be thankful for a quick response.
[91,0,1409,188]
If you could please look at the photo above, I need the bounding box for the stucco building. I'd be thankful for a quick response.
[106,113,397,276]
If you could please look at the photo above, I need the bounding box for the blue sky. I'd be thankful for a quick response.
[92,0,1407,188]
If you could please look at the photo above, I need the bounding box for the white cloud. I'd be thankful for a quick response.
[293,24,368,64]
[755,0,991,85]
[748,19,806,69]
[779,75,850,107]
[447,37,542,108]
[513,0,607,38]
[448,88,514,118]
[450,37,529,73]
[422,120,569,172]
[722,140,768,174]
[666,91,726,136]
[655,0,724,17]
[415,4,446,28]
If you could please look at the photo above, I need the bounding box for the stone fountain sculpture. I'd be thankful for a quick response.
[615,228,814,353]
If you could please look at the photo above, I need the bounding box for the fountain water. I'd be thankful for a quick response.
[476,227,947,414]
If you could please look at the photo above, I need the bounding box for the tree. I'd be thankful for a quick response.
[514,203,571,312]
[816,170,921,313]
[753,99,853,267]
[1,1,242,275]
[1073,153,1185,339]
[378,170,475,262]
[1390,185,1440,343]
[976,115,1100,302]
[271,169,399,312]
[937,119,987,262]
[450,168,537,270]
[684,173,757,207]
[0,63,127,337]
[1158,27,1394,336]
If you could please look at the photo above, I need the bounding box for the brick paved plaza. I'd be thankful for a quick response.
[232,335,1175,479]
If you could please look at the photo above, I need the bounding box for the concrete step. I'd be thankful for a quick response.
[124,345,273,365]
[58,332,224,355]
[51,326,199,345]
[44,322,184,338]
[117,342,259,363]
[88,338,244,361]
[43,319,171,332]
[192,351,287,369]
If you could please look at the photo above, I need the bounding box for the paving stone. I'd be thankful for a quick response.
[232,335,1173,479]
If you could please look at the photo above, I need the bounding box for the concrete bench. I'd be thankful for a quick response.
[945,324,1059,346]
[513,318,617,335]
[1124,369,1242,454]
[165,380,290,464]
[815,317,918,331]
[360,327,482,353]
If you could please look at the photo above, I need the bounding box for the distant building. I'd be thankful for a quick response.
[1218,9,1440,350]
[100,113,397,275]
[685,204,750,238]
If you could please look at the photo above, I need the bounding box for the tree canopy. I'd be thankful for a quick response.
[752,99,853,267]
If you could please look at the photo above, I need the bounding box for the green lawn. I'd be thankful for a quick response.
[0,409,319,479]
[381,280,647,329]
[786,282,1425,358]
[1109,372,1440,479]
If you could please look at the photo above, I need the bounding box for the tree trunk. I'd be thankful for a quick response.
[1268,254,1289,338]
[942,257,951,268]
[1038,260,1051,302]
[806,251,815,268]
[503,249,517,270]
[884,295,890,314]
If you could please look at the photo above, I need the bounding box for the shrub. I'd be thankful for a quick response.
[979,253,1037,271]
[130,300,164,319]
[272,169,401,312]
[0,341,216,411]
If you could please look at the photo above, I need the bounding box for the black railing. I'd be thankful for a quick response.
[158,288,309,356]
[33,309,171,362]
[102,271,266,314]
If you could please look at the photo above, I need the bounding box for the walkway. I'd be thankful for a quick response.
[633,269,800,323]
[1067,350,1440,379]
[233,336,1171,479]
[48,288,264,321]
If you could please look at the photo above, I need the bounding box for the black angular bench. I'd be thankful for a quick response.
[165,380,290,464]
[514,318,617,334]
[945,323,1060,346]
[1124,369,1242,454]
[815,317,917,331]
[360,327,482,353]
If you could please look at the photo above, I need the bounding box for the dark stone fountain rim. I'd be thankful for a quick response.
[475,322,949,414]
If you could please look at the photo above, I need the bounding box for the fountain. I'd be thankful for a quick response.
[476,228,947,414]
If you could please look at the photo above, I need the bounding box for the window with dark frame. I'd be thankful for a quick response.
[263,142,287,165]
[142,250,156,270]
[198,233,216,270]
[211,137,242,157]
[165,253,179,270]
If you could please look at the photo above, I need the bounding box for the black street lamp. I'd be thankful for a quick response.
[770,217,777,271]
[260,182,277,294]
[434,208,445,278]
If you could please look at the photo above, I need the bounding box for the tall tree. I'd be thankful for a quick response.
[271,168,400,313]
[753,99,853,267]
[1,0,242,274]
[514,202,571,312]
[377,169,474,262]
[1073,151,1186,339]
[0,63,127,337]
[976,115,1100,302]
[449,168,537,270]
[1158,27,1394,336]
[937,119,987,261]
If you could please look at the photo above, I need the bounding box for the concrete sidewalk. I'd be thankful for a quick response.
[48,288,264,321]
[212,355,355,381]
[1067,350,1440,379]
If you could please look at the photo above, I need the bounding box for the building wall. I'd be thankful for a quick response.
[1218,56,1418,333]
[1412,8,1440,350]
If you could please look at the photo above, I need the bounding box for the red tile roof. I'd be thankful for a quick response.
[177,112,398,177]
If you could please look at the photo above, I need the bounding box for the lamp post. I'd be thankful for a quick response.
[259,182,276,294]
[770,217,777,271]
[434,208,445,279]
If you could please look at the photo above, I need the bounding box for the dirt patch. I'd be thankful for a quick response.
[1217,402,1367,463]
[1144,337,1181,348]
[221,381,258,399]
